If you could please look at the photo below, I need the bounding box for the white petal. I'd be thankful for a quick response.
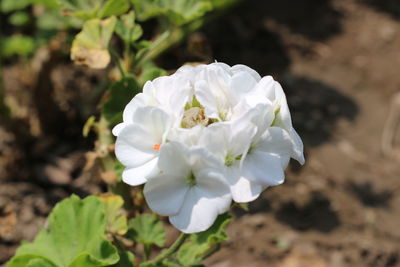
[230,71,258,100]
[272,82,293,129]
[198,123,230,161]
[288,127,305,164]
[122,157,158,186]
[229,120,257,157]
[231,64,262,81]
[169,125,204,147]
[115,124,158,167]
[242,150,285,186]
[157,142,191,176]
[231,176,263,203]
[144,173,189,216]
[195,168,231,210]
[122,93,148,122]
[112,122,126,136]
[190,146,225,173]
[194,80,219,119]
[239,103,274,141]
[257,127,293,168]
[169,186,231,233]
[225,165,263,203]
[132,107,171,140]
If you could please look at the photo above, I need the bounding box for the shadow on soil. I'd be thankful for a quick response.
[347,181,394,208]
[361,0,400,19]
[282,75,359,147]
[274,192,340,232]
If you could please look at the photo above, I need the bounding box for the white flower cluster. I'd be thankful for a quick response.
[113,63,304,233]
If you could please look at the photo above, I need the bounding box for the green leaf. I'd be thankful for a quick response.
[102,77,139,124]
[177,213,231,266]
[209,0,239,9]
[131,0,213,25]
[127,214,166,247]
[138,62,167,86]
[58,0,128,19]
[57,0,101,19]
[110,251,135,267]
[26,258,56,267]
[99,194,128,235]
[0,0,31,12]
[7,195,119,267]
[9,11,30,26]
[99,0,130,18]
[31,0,60,9]
[113,160,124,182]
[140,260,180,267]
[0,35,35,58]
[115,11,143,43]
[70,16,116,69]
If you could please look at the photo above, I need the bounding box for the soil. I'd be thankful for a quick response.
[1,0,400,266]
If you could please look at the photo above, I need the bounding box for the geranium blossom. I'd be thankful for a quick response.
[114,62,304,232]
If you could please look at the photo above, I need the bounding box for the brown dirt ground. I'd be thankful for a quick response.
[1,0,400,266]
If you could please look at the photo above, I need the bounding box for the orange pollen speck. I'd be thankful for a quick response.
[153,144,161,151]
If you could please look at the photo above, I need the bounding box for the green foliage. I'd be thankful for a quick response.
[9,11,30,26]
[110,251,135,267]
[177,214,231,266]
[99,0,130,18]
[0,0,31,12]
[127,214,166,248]
[209,0,238,9]
[32,0,60,9]
[113,160,124,181]
[7,195,119,267]
[58,0,130,19]
[138,63,167,86]
[102,77,139,124]
[100,194,128,235]
[115,11,143,44]
[131,0,212,25]
[140,260,184,267]
[0,35,35,57]
[70,16,116,69]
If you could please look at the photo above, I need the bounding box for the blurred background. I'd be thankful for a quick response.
[1,0,400,266]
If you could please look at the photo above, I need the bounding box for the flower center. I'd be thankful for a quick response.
[181,107,210,128]
[186,172,196,186]
[225,153,242,166]
[153,144,161,151]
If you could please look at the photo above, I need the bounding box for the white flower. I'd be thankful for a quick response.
[246,77,305,164]
[113,62,305,232]
[199,103,293,203]
[112,74,191,136]
[115,106,171,186]
[143,142,231,233]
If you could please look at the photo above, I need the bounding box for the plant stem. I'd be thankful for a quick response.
[144,233,188,264]
[202,244,221,260]
[143,244,151,261]
[110,48,126,78]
